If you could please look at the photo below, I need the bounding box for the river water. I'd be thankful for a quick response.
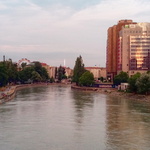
[0,85,150,150]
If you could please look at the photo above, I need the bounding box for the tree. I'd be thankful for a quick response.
[41,67,49,81]
[33,62,49,81]
[0,62,8,86]
[18,67,34,83]
[31,71,42,82]
[79,71,94,86]
[33,61,42,75]
[5,59,18,84]
[57,65,66,82]
[113,71,129,85]
[21,62,27,69]
[128,72,141,93]
[136,73,150,94]
[72,55,86,85]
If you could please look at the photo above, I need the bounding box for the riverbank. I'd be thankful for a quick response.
[71,85,150,103]
[0,83,149,105]
[0,83,58,104]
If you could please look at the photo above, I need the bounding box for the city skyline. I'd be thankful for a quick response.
[1,0,150,68]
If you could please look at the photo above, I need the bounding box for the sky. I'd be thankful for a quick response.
[1,0,150,68]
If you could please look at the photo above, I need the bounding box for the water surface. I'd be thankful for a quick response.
[0,85,149,150]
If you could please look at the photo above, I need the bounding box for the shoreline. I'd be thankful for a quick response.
[0,83,61,104]
[0,83,149,105]
[71,85,150,103]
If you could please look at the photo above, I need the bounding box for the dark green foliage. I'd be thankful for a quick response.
[33,62,49,81]
[5,59,18,84]
[136,73,150,94]
[31,71,42,82]
[0,60,18,86]
[79,71,94,86]
[72,56,86,85]
[33,62,43,76]
[0,62,8,86]
[21,62,27,69]
[128,73,141,93]
[57,65,66,82]
[19,62,49,83]
[18,67,34,83]
[0,59,50,86]
[41,67,49,81]
[113,71,129,85]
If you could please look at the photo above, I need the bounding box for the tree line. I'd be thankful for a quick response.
[114,71,150,94]
[0,59,49,86]
[0,58,70,87]
[72,55,150,94]
[1,56,149,95]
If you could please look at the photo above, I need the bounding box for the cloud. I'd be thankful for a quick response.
[1,0,150,68]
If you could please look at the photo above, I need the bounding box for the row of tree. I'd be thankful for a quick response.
[1,56,149,94]
[72,56,150,94]
[114,71,150,94]
[0,58,70,87]
[0,60,50,86]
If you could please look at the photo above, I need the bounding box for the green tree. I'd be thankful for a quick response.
[57,65,66,82]
[136,73,150,94]
[31,71,42,82]
[5,59,18,84]
[40,67,49,81]
[114,71,129,85]
[21,62,27,69]
[18,67,34,83]
[33,62,49,81]
[72,55,86,85]
[0,62,8,86]
[79,71,94,86]
[33,61,43,75]
[128,72,141,93]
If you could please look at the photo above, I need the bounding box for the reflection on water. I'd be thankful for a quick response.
[72,90,94,125]
[0,85,149,150]
[106,96,150,150]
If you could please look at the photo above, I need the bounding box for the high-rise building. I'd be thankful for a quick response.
[118,22,150,76]
[106,20,137,80]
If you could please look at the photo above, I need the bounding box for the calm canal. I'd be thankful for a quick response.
[0,85,150,150]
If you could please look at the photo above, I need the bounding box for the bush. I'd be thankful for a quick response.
[128,72,141,93]
[136,73,150,94]
[114,71,129,85]
[79,71,94,86]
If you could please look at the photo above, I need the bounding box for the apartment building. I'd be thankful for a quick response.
[106,20,137,80]
[118,23,150,76]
